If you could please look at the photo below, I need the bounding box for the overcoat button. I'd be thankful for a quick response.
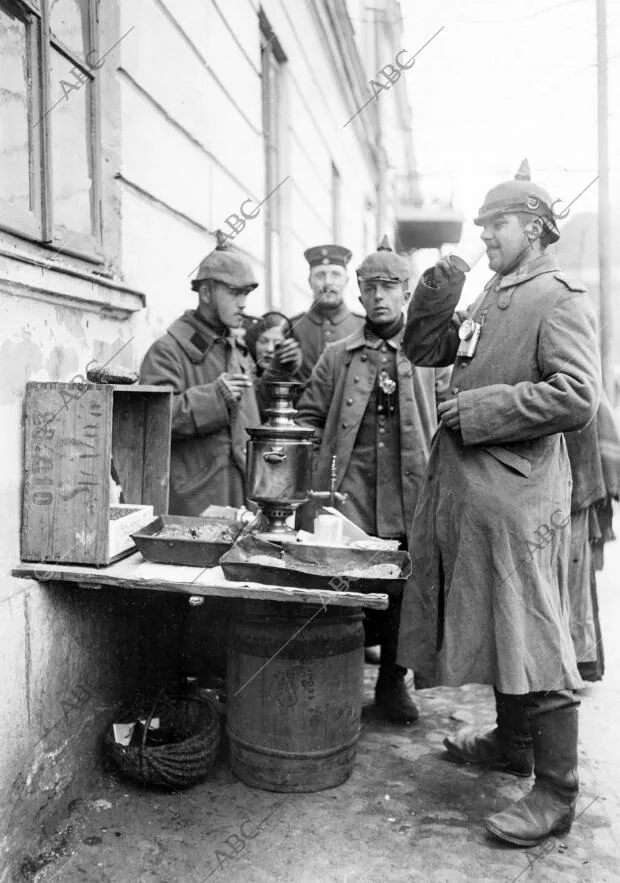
[451,387,459,395]
[342,422,347,429]
[379,428,385,435]
[354,376,360,382]
[361,354,368,362]
[378,442,385,449]
[346,398,353,405]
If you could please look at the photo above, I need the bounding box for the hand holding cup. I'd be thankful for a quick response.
[432,257,462,286]
[219,372,252,402]
[273,339,302,371]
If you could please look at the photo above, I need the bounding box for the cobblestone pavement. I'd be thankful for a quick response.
[31,537,620,883]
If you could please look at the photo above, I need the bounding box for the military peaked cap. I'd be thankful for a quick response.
[304,244,352,268]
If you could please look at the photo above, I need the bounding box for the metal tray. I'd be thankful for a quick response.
[220,535,410,596]
[131,515,243,567]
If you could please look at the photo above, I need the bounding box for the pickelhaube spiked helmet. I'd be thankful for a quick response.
[191,230,259,291]
[474,159,561,243]
[356,235,410,283]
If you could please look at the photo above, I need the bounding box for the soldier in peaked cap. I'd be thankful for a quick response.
[140,233,297,514]
[296,237,450,723]
[397,161,602,846]
[290,244,364,387]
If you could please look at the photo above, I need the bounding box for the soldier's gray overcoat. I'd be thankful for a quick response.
[295,325,450,539]
[291,303,364,386]
[140,310,261,515]
[397,254,601,693]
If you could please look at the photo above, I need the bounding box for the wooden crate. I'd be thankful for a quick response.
[21,383,172,566]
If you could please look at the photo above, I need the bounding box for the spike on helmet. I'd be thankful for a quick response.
[474,159,561,243]
[356,236,410,284]
[191,232,259,291]
[215,229,232,250]
[514,158,531,181]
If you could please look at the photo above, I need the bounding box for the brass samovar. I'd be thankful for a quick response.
[245,382,315,534]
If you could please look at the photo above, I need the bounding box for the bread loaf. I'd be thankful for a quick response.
[86,363,139,384]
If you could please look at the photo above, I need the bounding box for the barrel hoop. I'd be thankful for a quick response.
[226,727,361,759]
[229,629,363,659]
[237,604,365,622]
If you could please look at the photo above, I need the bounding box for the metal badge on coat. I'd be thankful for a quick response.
[457,317,482,358]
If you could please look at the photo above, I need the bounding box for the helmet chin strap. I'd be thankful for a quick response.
[198,290,228,331]
[499,234,539,277]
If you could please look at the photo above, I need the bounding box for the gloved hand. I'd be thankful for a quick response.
[431,257,464,287]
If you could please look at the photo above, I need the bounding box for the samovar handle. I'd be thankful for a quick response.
[262,446,287,465]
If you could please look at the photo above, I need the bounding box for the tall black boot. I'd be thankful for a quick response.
[443,689,533,777]
[486,692,579,846]
[374,593,419,723]
[375,664,419,723]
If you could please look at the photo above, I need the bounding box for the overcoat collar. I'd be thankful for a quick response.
[497,253,560,289]
[167,310,245,364]
[345,324,405,352]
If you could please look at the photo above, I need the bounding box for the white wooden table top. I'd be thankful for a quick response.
[12,552,389,610]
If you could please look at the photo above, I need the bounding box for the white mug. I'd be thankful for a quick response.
[314,514,344,544]
[447,225,486,273]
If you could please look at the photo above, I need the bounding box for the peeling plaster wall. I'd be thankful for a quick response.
[0,296,184,879]
[0,0,408,875]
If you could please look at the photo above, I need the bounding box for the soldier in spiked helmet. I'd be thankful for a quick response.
[140,233,298,514]
[296,237,450,723]
[397,161,602,846]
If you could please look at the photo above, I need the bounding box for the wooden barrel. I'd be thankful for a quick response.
[227,600,364,792]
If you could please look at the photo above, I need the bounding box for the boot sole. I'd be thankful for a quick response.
[443,741,532,778]
[485,818,573,847]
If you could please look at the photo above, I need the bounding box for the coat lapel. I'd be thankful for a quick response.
[333,347,377,487]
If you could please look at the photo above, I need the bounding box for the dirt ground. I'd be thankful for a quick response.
[22,539,620,883]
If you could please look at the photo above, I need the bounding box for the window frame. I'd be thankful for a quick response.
[0,0,43,240]
[260,15,286,309]
[0,0,103,263]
